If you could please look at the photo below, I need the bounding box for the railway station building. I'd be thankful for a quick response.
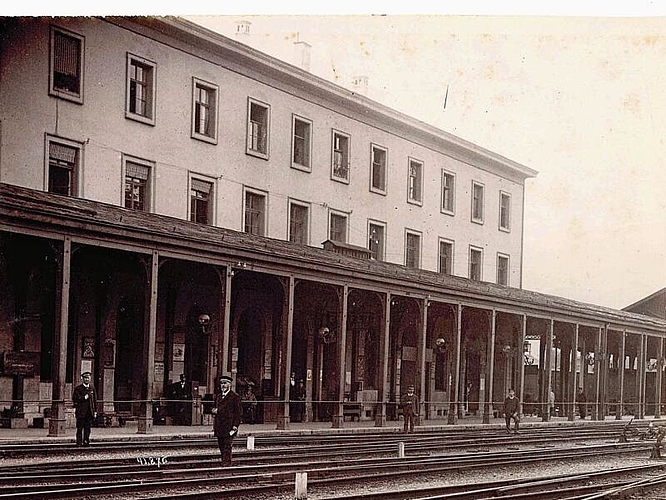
[1,16,665,435]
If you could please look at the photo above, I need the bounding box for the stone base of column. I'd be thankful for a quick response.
[482,411,490,424]
[137,416,153,434]
[542,412,550,422]
[48,417,66,437]
[447,407,458,424]
[615,412,622,420]
[331,414,344,428]
[276,416,289,430]
[374,411,386,427]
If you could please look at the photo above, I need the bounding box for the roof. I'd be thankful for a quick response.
[0,183,663,332]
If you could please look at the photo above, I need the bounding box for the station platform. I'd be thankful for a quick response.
[0,414,647,446]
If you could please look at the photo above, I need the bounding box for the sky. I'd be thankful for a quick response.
[190,11,666,311]
[6,2,666,310]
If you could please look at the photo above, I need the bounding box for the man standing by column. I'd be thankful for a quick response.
[504,388,520,434]
[73,371,97,446]
[401,384,419,433]
[212,375,242,466]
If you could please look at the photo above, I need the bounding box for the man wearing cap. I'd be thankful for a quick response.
[73,371,97,446]
[401,384,419,433]
[212,375,242,466]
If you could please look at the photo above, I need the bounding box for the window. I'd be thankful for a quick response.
[192,78,218,143]
[49,26,84,103]
[407,158,423,204]
[499,191,511,231]
[46,138,80,196]
[289,201,309,245]
[472,181,484,223]
[124,158,152,211]
[497,253,510,286]
[405,230,421,269]
[441,170,455,214]
[190,177,214,224]
[292,116,312,170]
[368,221,386,261]
[469,246,483,281]
[438,239,454,275]
[247,98,270,158]
[329,212,348,243]
[244,189,267,236]
[370,144,387,193]
[332,130,350,182]
[126,54,156,125]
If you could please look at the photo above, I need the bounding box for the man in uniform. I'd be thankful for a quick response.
[73,371,97,446]
[401,384,419,433]
[212,375,242,466]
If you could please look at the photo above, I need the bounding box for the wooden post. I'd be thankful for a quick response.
[48,237,71,437]
[220,265,233,376]
[417,298,428,425]
[375,292,391,427]
[518,314,526,417]
[332,285,348,428]
[543,319,553,422]
[448,304,462,424]
[617,330,626,420]
[483,310,496,424]
[295,472,308,499]
[656,337,664,419]
[277,276,295,430]
[570,324,579,421]
[138,250,158,434]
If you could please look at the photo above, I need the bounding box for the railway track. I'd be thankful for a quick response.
[0,421,645,459]
[316,465,666,500]
[0,434,654,499]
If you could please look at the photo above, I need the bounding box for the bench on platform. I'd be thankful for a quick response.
[343,403,362,421]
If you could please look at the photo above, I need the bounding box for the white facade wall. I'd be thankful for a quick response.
[0,17,534,287]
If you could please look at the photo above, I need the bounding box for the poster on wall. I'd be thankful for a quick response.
[155,361,164,381]
[81,359,92,376]
[82,338,95,358]
[173,343,185,362]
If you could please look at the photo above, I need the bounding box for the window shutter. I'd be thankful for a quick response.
[191,179,212,193]
[126,162,150,180]
[54,32,79,78]
[49,143,77,164]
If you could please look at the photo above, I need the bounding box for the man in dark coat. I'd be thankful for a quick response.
[170,374,192,425]
[401,384,419,433]
[577,387,587,419]
[213,375,242,466]
[73,371,97,446]
[504,388,520,434]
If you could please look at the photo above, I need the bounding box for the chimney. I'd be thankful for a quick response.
[235,20,251,37]
[293,33,311,72]
[351,75,369,96]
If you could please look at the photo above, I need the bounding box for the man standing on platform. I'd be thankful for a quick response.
[401,384,419,433]
[504,388,520,434]
[577,387,587,419]
[73,371,97,446]
[213,375,242,466]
